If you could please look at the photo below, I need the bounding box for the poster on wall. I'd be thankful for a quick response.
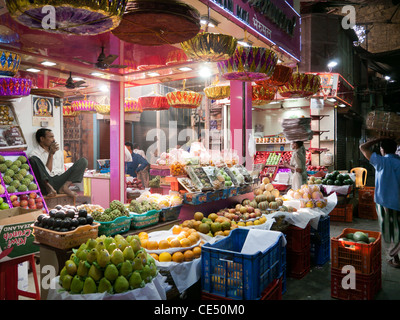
[32,96,54,127]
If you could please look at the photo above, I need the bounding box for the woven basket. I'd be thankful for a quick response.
[0,50,21,76]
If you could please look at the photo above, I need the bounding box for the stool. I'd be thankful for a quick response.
[0,255,40,300]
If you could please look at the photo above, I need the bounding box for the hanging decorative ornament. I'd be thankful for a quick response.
[217,46,278,82]
[166,49,189,66]
[125,98,143,113]
[112,0,200,46]
[138,90,170,111]
[5,0,128,35]
[255,65,293,88]
[278,73,321,98]
[62,99,78,117]
[252,85,277,105]
[30,88,64,99]
[181,32,237,62]
[0,50,21,77]
[166,80,202,109]
[204,76,230,100]
[94,104,110,115]
[0,77,32,99]
[72,96,96,113]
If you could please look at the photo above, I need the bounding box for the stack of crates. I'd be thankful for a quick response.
[331,228,382,300]
[329,203,353,222]
[201,228,286,300]
[358,187,377,220]
[284,223,310,279]
[310,215,330,266]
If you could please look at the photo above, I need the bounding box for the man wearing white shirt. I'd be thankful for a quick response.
[29,128,88,197]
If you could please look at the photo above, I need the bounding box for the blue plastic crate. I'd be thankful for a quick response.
[311,215,330,241]
[310,237,330,266]
[201,228,286,300]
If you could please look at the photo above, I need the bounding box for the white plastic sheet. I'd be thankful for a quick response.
[47,273,168,300]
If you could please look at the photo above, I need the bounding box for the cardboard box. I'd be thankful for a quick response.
[0,208,42,262]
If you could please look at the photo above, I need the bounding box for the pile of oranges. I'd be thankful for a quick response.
[137,226,203,263]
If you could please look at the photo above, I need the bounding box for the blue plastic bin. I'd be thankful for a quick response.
[201,228,286,300]
[310,215,330,265]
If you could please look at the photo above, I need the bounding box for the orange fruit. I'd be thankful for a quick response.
[166,236,176,243]
[170,239,181,248]
[192,246,201,258]
[172,251,184,263]
[150,253,159,261]
[187,234,198,246]
[184,250,194,261]
[158,240,170,249]
[140,239,148,249]
[180,238,191,247]
[138,232,148,240]
[191,231,200,241]
[147,240,159,250]
[159,252,172,262]
[172,226,182,235]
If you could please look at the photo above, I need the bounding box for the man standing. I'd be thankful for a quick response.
[29,128,88,197]
[125,142,149,183]
[132,142,150,188]
[360,137,400,268]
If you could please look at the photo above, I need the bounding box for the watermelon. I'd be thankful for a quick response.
[334,180,342,186]
[353,231,369,243]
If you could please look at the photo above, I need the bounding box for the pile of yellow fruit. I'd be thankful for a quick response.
[138,228,203,263]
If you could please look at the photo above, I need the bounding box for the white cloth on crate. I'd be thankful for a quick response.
[29,145,64,176]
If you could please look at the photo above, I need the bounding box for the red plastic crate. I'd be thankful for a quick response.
[329,203,353,222]
[286,246,310,279]
[331,228,381,275]
[331,267,381,300]
[358,187,375,203]
[201,277,283,300]
[284,223,311,252]
[358,203,377,220]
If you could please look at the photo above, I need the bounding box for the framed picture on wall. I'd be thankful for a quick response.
[32,95,54,127]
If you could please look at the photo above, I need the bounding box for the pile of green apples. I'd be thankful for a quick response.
[59,234,158,295]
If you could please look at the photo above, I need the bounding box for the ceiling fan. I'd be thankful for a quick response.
[75,46,127,70]
[52,72,88,89]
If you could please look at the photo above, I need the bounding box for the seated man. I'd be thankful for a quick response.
[125,141,149,178]
[29,128,88,197]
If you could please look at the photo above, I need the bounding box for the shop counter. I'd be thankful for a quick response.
[83,175,111,209]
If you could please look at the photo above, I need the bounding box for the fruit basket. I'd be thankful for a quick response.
[96,216,131,236]
[32,222,100,250]
[130,209,160,230]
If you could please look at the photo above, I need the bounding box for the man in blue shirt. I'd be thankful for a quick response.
[360,137,400,268]
[125,142,149,178]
